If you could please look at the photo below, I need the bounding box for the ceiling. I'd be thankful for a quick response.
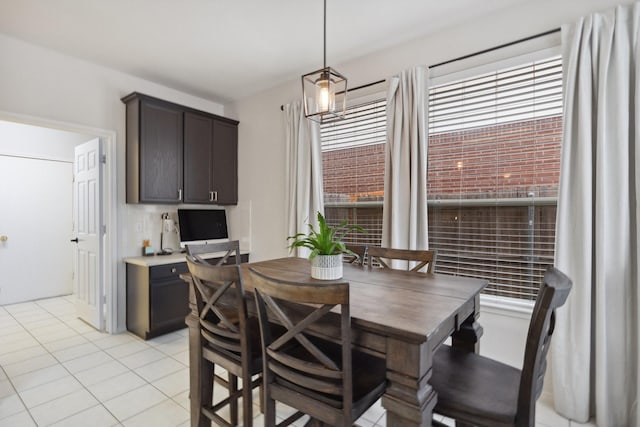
[0,0,528,104]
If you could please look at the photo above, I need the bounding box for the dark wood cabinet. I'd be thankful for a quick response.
[126,253,249,340]
[183,112,213,204]
[123,92,239,205]
[212,119,238,205]
[125,95,183,203]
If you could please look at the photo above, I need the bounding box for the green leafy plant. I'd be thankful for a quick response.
[287,212,365,259]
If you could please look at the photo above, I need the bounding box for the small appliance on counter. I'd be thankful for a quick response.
[159,212,179,255]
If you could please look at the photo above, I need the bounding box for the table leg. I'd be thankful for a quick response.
[381,338,436,427]
[451,298,483,353]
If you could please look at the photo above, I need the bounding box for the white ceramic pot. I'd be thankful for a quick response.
[310,254,343,280]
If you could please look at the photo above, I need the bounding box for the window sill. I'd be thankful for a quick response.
[480,294,534,320]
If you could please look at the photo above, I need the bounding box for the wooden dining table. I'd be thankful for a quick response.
[185,257,488,427]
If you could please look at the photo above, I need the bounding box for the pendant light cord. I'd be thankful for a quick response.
[323,0,327,68]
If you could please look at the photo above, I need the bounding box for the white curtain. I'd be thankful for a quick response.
[382,66,429,260]
[284,101,324,258]
[553,4,640,426]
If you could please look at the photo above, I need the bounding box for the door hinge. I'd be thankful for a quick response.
[102,225,107,234]
[100,154,107,164]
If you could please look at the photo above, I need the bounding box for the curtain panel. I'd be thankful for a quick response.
[382,66,429,265]
[553,4,640,426]
[283,101,324,258]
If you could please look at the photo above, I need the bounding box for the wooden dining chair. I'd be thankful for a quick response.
[367,246,436,273]
[186,239,241,266]
[186,256,261,427]
[430,267,573,427]
[187,240,242,326]
[248,267,387,427]
[343,244,367,265]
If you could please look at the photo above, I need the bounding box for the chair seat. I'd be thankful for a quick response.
[431,344,522,426]
[274,337,386,410]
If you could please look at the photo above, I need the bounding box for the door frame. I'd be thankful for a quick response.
[0,110,118,333]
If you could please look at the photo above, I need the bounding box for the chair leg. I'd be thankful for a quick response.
[229,372,238,426]
[259,376,264,414]
[193,359,213,427]
[242,373,253,427]
[264,393,276,427]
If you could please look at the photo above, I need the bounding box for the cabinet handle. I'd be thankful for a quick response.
[210,191,218,202]
[171,268,177,273]
[178,189,182,201]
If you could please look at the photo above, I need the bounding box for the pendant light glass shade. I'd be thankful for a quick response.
[302,66,347,123]
[301,0,347,124]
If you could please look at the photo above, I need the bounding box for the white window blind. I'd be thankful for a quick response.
[427,55,563,300]
[321,100,386,151]
[321,100,386,245]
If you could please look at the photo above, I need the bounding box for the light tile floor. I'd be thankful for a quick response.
[0,295,592,427]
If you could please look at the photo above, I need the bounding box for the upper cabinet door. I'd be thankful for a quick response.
[139,101,183,203]
[183,112,214,204]
[124,94,183,204]
[212,119,238,205]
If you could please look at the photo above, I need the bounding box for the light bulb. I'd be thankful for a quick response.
[315,76,335,113]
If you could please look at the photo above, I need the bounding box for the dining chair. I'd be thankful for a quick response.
[186,239,241,266]
[186,256,262,427]
[187,240,242,327]
[430,267,573,427]
[367,246,436,273]
[248,267,387,427]
[343,244,367,265]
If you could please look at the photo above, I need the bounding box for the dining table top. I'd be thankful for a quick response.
[240,257,488,346]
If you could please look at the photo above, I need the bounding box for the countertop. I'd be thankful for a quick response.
[124,249,250,267]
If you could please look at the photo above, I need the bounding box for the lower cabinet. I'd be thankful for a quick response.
[126,254,248,339]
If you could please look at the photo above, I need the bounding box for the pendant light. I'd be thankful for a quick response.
[301,0,347,123]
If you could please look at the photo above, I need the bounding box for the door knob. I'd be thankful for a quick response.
[0,235,7,242]
[70,238,79,243]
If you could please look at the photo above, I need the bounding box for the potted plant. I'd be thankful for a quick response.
[288,212,365,280]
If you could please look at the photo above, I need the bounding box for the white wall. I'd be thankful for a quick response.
[0,120,93,161]
[0,33,227,331]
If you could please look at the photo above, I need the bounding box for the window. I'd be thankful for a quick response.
[427,56,562,300]
[322,100,386,247]
[320,55,562,301]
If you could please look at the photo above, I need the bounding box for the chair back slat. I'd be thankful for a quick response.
[268,360,344,395]
[201,332,243,354]
[343,244,367,265]
[186,256,250,364]
[516,267,572,427]
[186,240,241,266]
[267,350,343,379]
[367,247,436,273]
[201,318,240,340]
[249,267,352,410]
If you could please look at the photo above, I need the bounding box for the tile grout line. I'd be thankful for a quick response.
[2,298,127,426]
[0,307,44,426]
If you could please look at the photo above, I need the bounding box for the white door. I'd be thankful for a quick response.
[73,138,104,330]
[0,156,73,305]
